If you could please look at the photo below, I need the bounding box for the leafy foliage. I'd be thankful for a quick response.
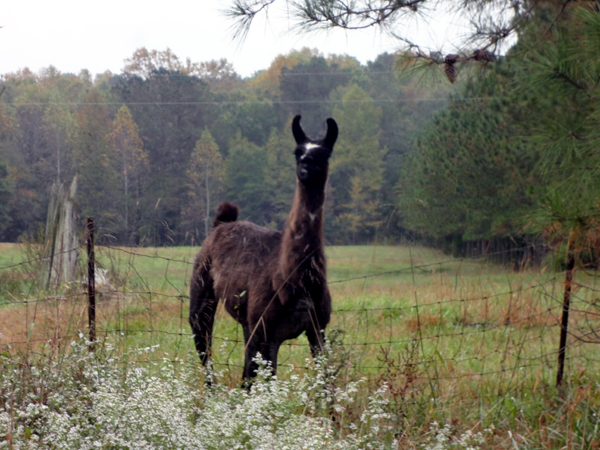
[75,89,118,234]
[183,129,223,241]
[329,84,386,243]
[0,48,448,245]
[222,134,272,225]
[265,125,296,229]
[108,105,149,244]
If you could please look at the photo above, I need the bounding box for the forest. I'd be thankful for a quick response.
[0,49,449,247]
[1,1,599,262]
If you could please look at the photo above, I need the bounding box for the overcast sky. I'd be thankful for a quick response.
[2,1,469,78]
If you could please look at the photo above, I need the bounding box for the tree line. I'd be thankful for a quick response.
[3,1,598,262]
[0,48,449,246]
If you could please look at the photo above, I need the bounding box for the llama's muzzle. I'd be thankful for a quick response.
[298,164,309,180]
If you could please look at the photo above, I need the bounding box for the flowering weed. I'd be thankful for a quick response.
[0,338,410,449]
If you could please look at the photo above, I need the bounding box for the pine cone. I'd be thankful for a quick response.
[482,51,495,62]
[473,49,495,62]
[444,54,459,64]
[444,62,456,84]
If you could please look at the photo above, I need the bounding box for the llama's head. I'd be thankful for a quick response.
[292,115,338,185]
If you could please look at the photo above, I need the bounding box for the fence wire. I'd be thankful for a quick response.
[1,242,599,401]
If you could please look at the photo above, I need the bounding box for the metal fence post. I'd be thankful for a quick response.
[87,217,96,352]
[556,234,575,387]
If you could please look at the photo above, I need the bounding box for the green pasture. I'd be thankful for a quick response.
[3,243,600,390]
[3,243,600,444]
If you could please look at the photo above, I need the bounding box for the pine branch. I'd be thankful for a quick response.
[225,0,543,73]
[553,69,587,92]
[226,0,277,42]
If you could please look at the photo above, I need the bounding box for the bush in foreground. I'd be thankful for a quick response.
[0,337,495,449]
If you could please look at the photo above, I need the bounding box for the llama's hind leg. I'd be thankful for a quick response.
[189,264,218,365]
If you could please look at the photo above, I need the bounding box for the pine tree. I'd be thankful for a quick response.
[397,65,537,245]
[520,5,600,259]
[227,0,544,80]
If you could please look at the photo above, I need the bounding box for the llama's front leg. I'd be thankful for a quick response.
[260,341,281,375]
[241,325,280,380]
[306,327,326,359]
[241,324,261,382]
[189,266,218,365]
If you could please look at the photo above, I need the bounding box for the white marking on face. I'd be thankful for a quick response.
[304,143,319,151]
[309,213,316,223]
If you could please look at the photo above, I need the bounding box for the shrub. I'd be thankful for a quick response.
[0,338,397,449]
[0,337,496,449]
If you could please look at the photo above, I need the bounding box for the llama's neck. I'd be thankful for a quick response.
[278,178,327,289]
[288,179,326,230]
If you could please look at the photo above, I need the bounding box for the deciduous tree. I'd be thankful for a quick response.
[75,89,118,235]
[222,134,272,225]
[329,84,385,242]
[108,105,148,244]
[183,129,223,241]
[265,125,296,229]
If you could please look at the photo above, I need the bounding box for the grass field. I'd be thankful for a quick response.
[2,243,600,447]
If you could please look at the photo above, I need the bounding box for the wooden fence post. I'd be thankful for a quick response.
[87,217,96,352]
[556,233,576,387]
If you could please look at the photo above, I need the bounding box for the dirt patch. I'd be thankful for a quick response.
[0,291,187,350]
[405,313,446,333]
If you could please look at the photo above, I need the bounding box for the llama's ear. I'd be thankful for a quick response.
[324,118,338,149]
[292,115,307,145]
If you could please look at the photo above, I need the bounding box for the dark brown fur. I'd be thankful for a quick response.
[189,115,338,380]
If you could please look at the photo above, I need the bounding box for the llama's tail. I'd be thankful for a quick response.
[212,202,238,228]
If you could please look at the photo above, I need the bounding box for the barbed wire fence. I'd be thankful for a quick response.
[1,217,600,408]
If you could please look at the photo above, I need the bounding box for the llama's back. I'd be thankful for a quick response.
[200,220,282,302]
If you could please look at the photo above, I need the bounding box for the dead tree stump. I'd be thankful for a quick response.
[38,176,79,289]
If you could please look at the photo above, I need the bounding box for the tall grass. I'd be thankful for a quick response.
[1,244,600,448]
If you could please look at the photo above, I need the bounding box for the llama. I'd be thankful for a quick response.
[189,115,338,380]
